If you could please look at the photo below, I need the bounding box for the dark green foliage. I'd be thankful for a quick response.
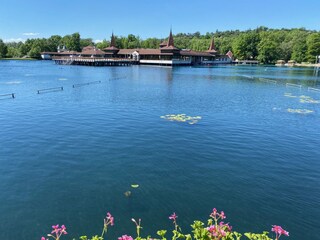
[0,39,8,58]
[306,33,320,62]
[96,40,109,50]
[232,32,260,60]
[3,27,320,62]
[80,38,94,49]
[257,32,280,64]
[61,32,81,51]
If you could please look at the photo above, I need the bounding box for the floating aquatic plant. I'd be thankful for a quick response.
[284,93,297,98]
[284,93,319,103]
[124,191,131,197]
[299,95,320,104]
[160,114,202,124]
[287,108,314,114]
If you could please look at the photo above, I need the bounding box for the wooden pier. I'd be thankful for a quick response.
[52,56,137,66]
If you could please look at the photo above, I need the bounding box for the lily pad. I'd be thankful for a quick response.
[124,191,131,197]
[287,108,314,114]
[160,114,202,124]
[284,93,297,98]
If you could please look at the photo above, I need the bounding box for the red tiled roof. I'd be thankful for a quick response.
[161,45,179,51]
[117,49,136,55]
[117,48,174,55]
[180,50,213,57]
[82,46,95,51]
[207,49,218,54]
[81,48,106,55]
[159,41,167,47]
[104,46,119,51]
[226,50,233,58]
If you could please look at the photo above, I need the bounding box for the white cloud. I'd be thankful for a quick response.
[22,32,39,36]
[94,39,103,43]
[4,38,25,43]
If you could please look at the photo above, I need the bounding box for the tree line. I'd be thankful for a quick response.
[1,27,320,64]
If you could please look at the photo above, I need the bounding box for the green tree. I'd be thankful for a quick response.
[232,32,260,60]
[47,35,62,52]
[19,43,31,56]
[96,40,109,50]
[306,33,320,62]
[190,38,210,51]
[215,37,234,55]
[62,32,81,51]
[28,46,41,58]
[0,39,8,58]
[6,46,20,58]
[127,34,141,48]
[291,31,308,63]
[278,41,293,62]
[257,32,279,64]
[80,38,94,49]
[141,38,161,48]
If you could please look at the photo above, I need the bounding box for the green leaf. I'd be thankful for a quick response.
[157,230,167,239]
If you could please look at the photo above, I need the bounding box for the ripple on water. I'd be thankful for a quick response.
[0,62,319,240]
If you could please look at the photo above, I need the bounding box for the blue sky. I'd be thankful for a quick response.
[1,0,320,42]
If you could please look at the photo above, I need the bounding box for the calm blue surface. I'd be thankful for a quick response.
[0,61,320,240]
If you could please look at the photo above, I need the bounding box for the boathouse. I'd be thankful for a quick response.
[43,30,234,66]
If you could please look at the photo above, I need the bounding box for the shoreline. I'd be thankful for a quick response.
[276,63,320,67]
[0,58,37,61]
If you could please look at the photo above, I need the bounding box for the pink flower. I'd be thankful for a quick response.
[220,229,226,237]
[60,225,67,235]
[48,224,68,239]
[51,224,59,234]
[219,222,232,231]
[211,208,218,217]
[106,212,114,226]
[207,225,218,237]
[220,211,226,219]
[207,225,227,238]
[207,221,232,239]
[169,212,178,221]
[118,235,134,240]
[272,225,289,239]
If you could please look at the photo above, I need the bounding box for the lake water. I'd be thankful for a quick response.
[0,60,319,240]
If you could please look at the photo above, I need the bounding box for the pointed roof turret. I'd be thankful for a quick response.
[104,32,119,53]
[207,37,217,54]
[209,37,215,51]
[110,32,116,48]
[167,28,174,47]
[226,50,234,59]
[161,28,179,52]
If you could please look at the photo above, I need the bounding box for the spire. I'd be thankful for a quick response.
[208,37,215,51]
[110,32,116,47]
[207,36,217,54]
[104,32,119,52]
[167,28,174,47]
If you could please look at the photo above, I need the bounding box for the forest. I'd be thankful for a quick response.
[1,27,320,64]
